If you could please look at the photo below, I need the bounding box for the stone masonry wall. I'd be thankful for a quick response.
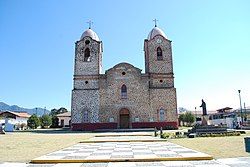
[74,77,99,90]
[71,89,100,123]
[149,88,178,122]
[99,63,152,126]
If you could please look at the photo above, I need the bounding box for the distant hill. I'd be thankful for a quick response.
[0,102,50,116]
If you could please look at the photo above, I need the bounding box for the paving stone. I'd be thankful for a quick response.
[91,152,112,156]
[133,152,153,155]
[94,150,113,154]
[135,162,166,166]
[62,149,79,152]
[81,163,109,167]
[114,148,132,151]
[157,154,181,157]
[85,155,111,160]
[161,161,193,166]
[148,148,170,151]
[111,152,133,156]
[53,164,83,167]
[97,147,115,150]
[111,155,134,159]
[190,160,222,165]
[70,153,92,157]
[62,156,87,159]
[27,165,55,167]
[217,157,250,167]
[107,162,136,167]
[174,150,197,153]
[47,153,70,156]
[77,150,96,153]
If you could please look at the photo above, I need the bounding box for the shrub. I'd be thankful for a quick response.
[27,114,40,129]
[50,116,59,128]
[179,112,195,126]
[40,114,52,128]
[185,112,195,126]
[162,132,171,139]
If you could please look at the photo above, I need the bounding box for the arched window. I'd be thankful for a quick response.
[159,108,165,122]
[82,110,89,123]
[121,84,127,99]
[157,47,163,60]
[84,48,90,62]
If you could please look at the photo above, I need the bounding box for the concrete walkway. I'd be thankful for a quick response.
[0,160,233,167]
[2,158,250,167]
[0,157,250,167]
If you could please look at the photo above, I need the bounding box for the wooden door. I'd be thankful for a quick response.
[120,114,129,129]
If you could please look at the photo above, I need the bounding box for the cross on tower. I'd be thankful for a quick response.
[86,20,93,29]
[153,19,158,27]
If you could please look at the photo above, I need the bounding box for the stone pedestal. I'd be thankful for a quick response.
[201,115,210,126]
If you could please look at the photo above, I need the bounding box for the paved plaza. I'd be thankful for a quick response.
[1,132,249,166]
[31,134,212,163]
[31,141,211,163]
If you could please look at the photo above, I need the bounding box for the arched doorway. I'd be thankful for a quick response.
[119,108,130,129]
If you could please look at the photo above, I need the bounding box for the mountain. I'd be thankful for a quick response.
[0,102,50,116]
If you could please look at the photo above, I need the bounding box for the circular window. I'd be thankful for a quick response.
[160,80,163,83]
[85,40,90,45]
[85,81,89,84]
[122,72,126,75]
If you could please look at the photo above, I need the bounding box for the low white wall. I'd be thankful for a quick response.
[209,118,235,128]
[58,117,71,127]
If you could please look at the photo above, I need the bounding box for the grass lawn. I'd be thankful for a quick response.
[169,131,250,159]
[0,129,93,163]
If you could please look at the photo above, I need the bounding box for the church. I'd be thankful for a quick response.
[71,23,178,131]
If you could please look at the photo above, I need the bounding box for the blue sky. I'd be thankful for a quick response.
[0,0,250,111]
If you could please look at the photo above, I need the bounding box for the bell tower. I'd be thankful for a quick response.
[144,24,174,88]
[74,28,102,76]
[144,22,178,125]
[71,25,102,125]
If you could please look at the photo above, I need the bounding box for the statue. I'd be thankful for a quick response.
[200,99,207,116]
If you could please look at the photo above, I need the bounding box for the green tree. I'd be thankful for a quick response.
[184,112,195,126]
[50,108,58,116]
[49,107,68,128]
[50,107,68,116]
[178,114,185,126]
[40,114,52,128]
[178,112,195,126]
[27,114,40,129]
[51,116,59,128]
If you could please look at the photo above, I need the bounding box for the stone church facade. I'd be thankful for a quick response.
[71,25,178,131]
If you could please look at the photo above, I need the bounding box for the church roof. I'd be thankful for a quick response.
[80,28,100,41]
[106,62,142,74]
[147,26,167,40]
[113,62,138,69]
